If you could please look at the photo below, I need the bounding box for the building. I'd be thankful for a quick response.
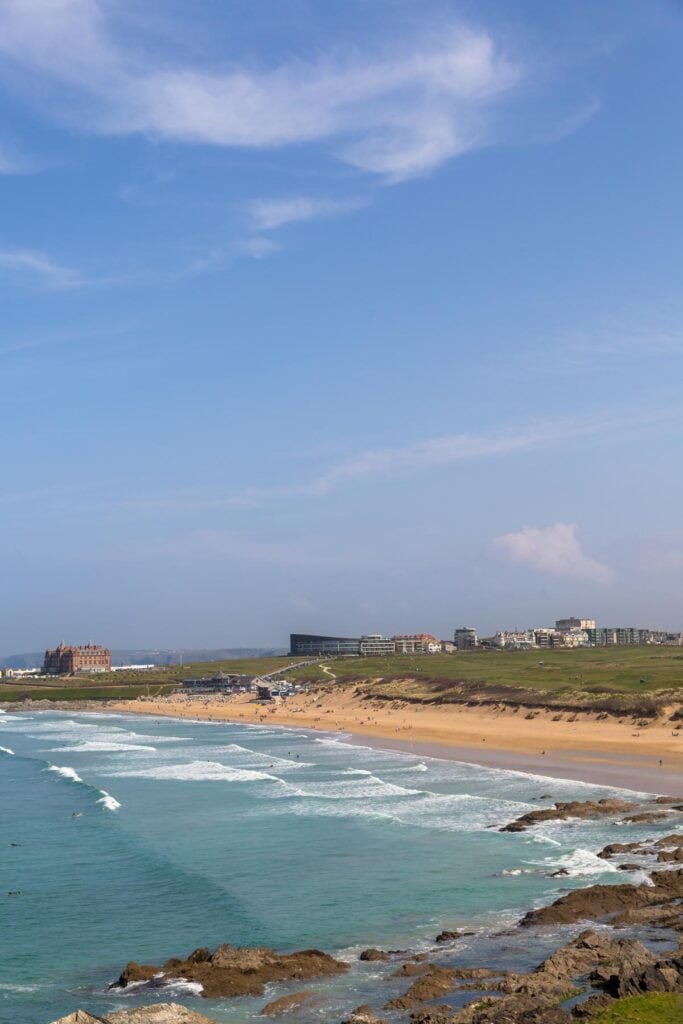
[393,633,440,654]
[440,640,456,653]
[43,643,111,675]
[289,633,360,656]
[454,626,478,650]
[181,673,254,693]
[359,634,396,656]
[555,617,596,632]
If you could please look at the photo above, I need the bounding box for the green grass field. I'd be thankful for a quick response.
[592,993,683,1023]
[318,647,683,694]
[2,646,682,704]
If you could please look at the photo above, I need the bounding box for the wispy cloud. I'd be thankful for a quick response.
[493,523,614,584]
[0,1,522,182]
[0,247,84,289]
[117,408,674,513]
[249,196,368,232]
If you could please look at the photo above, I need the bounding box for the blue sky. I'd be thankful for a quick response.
[2,0,683,653]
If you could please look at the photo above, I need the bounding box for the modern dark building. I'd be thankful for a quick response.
[290,633,360,656]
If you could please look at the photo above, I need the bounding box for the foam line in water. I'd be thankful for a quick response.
[46,764,84,783]
[97,789,121,811]
[0,745,15,755]
[44,763,122,811]
[108,759,284,783]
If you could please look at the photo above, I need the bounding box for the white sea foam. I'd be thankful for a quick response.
[0,745,15,755]
[539,848,617,877]
[108,760,283,783]
[287,774,424,800]
[46,764,83,783]
[47,741,157,753]
[97,789,121,811]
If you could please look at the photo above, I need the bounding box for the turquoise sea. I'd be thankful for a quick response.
[0,708,674,1024]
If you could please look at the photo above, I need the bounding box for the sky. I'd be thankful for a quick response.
[2,0,683,654]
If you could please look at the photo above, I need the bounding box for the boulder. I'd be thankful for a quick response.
[104,1006,219,1024]
[622,812,669,825]
[341,1005,389,1024]
[385,966,456,1010]
[520,869,683,927]
[260,991,313,1015]
[435,930,464,944]
[359,948,390,962]
[500,799,635,833]
[111,944,347,999]
[657,847,683,862]
[597,842,641,859]
[50,1014,105,1024]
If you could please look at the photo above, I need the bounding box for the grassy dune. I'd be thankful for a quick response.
[2,647,682,708]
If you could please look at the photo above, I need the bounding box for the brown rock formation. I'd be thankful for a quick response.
[111,944,347,999]
[500,799,635,833]
[260,991,313,1015]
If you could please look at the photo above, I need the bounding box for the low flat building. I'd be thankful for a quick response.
[393,633,440,654]
[43,643,111,675]
[359,634,396,656]
[290,633,360,656]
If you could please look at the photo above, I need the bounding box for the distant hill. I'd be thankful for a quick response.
[0,648,287,669]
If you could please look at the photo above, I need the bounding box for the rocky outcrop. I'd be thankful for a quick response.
[520,868,683,927]
[435,930,466,944]
[260,991,313,1015]
[111,944,348,999]
[341,1005,388,1024]
[51,1006,219,1024]
[359,948,390,961]
[500,799,635,833]
[385,966,458,1009]
[105,1006,219,1024]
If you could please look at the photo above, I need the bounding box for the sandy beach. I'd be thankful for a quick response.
[111,687,683,795]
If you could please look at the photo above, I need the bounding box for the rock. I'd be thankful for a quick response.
[622,812,669,825]
[654,833,683,846]
[597,842,641,859]
[550,868,570,877]
[359,948,390,961]
[104,1006,219,1024]
[385,966,456,1010]
[113,963,159,988]
[393,962,434,978]
[520,869,683,927]
[50,1014,105,1024]
[618,863,642,871]
[653,796,682,804]
[260,991,313,1015]
[601,954,683,998]
[111,944,347,999]
[410,1007,455,1024]
[657,847,683,862]
[435,930,464,943]
[571,994,614,1018]
[342,1005,389,1024]
[500,799,635,833]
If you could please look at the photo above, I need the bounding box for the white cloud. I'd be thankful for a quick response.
[0,248,84,288]
[303,412,650,494]
[249,196,368,232]
[493,523,614,584]
[0,1,521,181]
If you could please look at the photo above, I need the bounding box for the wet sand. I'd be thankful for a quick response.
[111,687,683,795]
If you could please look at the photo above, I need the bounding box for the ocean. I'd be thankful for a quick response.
[0,708,674,1024]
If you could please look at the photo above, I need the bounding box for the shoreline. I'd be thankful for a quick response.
[104,688,683,796]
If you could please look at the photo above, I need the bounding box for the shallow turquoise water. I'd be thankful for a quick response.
[0,709,673,1024]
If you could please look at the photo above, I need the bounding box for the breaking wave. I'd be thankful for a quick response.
[44,764,121,811]
[107,760,284,783]
[0,745,15,755]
